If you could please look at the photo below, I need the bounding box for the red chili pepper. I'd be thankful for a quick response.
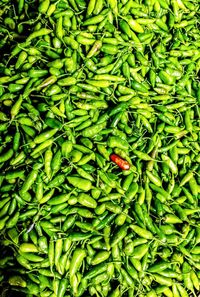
[110,154,130,170]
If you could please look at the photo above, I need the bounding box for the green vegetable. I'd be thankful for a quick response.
[0,0,199,295]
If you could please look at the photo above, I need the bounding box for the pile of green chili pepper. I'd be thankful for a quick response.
[0,0,200,296]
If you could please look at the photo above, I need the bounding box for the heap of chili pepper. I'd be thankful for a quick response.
[0,0,200,296]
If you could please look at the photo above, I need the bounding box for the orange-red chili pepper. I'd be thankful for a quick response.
[110,154,130,170]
